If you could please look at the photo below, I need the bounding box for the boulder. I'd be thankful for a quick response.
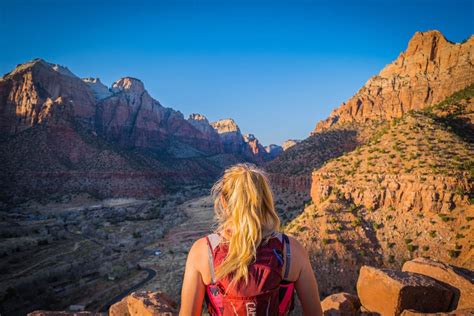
[400,309,474,315]
[109,291,177,316]
[321,292,361,316]
[28,312,104,316]
[357,266,453,315]
[402,258,474,310]
[108,297,130,316]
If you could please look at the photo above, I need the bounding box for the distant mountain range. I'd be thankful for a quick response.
[0,59,295,205]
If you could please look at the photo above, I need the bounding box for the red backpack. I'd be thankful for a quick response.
[205,232,295,316]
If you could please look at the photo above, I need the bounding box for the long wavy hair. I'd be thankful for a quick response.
[211,163,280,286]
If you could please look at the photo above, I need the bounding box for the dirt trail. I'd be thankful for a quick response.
[140,195,216,298]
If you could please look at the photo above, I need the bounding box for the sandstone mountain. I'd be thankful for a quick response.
[315,30,474,132]
[281,139,300,151]
[211,118,276,162]
[266,30,473,222]
[265,144,283,160]
[285,85,474,296]
[0,59,279,205]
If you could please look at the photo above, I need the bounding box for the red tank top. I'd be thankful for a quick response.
[205,232,295,316]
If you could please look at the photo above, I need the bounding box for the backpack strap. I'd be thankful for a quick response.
[282,233,291,280]
[206,234,221,285]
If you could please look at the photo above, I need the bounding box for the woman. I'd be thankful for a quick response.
[180,164,322,315]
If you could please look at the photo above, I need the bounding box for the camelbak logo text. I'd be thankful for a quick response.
[246,302,256,316]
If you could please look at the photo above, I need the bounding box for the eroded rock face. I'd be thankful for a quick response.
[311,110,473,215]
[243,133,267,163]
[357,266,453,316]
[402,258,474,310]
[312,173,470,214]
[321,292,361,316]
[0,59,96,134]
[96,77,221,154]
[281,139,300,151]
[265,144,283,160]
[109,291,177,316]
[82,78,112,100]
[187,113,224,154]
[211,118,245,154]
[315,31,474,132]
[210,119,276,162]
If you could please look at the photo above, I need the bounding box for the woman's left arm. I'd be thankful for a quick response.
[179,239,206,316]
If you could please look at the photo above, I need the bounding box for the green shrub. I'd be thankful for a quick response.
[388,255,395,263]
[407,244,418,252]
[373,222,383,230]
[448,249,461,258]
[352,218,362,227]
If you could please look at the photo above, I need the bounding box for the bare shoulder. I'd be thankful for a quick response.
[189,237,208,257]
[186,237,208,268]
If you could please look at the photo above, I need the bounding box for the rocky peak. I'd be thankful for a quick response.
[187,113,215,134]
[82,77,112,100]
[186,114,222,152]
[282,139,301,151]
[188,113,210,124]
[211,118,241,134]
[314,30,474,132]
[48,63,78,78]
[265,144,282,153]
[404,30,450,59]
[265,144,283,160]
[243,133,256,142]
[0,58,96,133]
[111,77,145,95]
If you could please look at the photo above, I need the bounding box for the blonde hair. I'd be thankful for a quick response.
[211,163,280,286]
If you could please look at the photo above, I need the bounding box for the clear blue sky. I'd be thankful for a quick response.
[1,0,472,145]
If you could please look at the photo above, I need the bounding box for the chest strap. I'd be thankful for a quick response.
[206,236,216,284]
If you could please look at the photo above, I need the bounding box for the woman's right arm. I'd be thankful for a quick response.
[293,239,323,316]
[179,238,206,316]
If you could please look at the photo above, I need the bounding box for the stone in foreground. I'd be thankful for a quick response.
[357,266,453,315]
[321,292,361,316]
[400,308,474,315]
[28,312,105,316]
[109,291,178,316]
[402,258,474,310]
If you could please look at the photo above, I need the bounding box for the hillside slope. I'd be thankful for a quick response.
[285,86,474,296]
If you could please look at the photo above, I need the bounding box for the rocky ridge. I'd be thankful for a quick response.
[315,30,474,132]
